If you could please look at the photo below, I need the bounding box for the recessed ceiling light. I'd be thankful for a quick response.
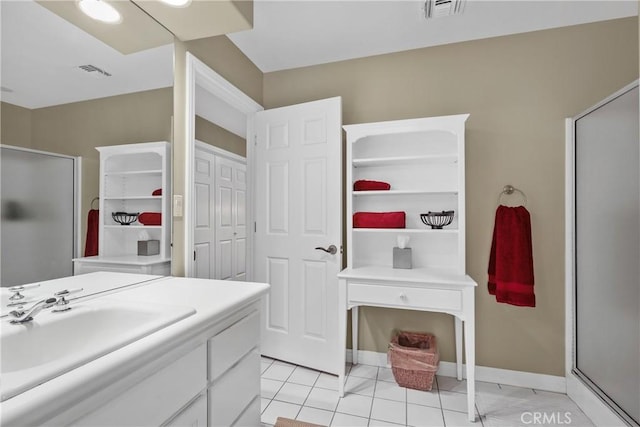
[77,0,122,24]
[158,0,192,7]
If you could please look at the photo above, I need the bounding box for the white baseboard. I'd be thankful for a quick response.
[346,349,566,393]
[566,373,627,427]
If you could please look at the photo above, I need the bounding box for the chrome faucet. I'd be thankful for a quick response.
[9,297,59,324]
[7,288,83,323]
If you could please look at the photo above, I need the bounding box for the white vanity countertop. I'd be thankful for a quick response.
[1,273,270,426]
[0,271,163,316]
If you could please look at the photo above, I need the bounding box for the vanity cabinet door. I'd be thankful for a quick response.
[208,310,259,381]
[164,394,207,427]
[208,349,260,427]
[231,396,260,427]
[72,344,207,427]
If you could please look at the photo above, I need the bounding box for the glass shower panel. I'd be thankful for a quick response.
[1,147,75,287]
[575,85,639,426]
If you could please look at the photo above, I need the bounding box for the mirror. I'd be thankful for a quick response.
[0,0,174,286]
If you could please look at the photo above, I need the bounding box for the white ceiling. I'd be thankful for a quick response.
[228,0,639,73]
[0,0,173,109]
[1,1,636,110]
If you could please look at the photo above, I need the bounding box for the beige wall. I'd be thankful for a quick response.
[29,88,172,251]
[1,102,33,148]
[172,35,262,276]
[263,17,639,376]
[195,116,247,157]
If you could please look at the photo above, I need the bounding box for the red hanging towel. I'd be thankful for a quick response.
[488,205,535,307]
[84,209,99,256]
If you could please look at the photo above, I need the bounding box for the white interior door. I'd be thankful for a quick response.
[254,97,342,374]
[194,148,215,279]
[215,156,247,281]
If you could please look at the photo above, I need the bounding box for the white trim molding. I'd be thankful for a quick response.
[566,373,628,427]
[184,52,263,279]
[195,140,246,165]
[346,350,566,393]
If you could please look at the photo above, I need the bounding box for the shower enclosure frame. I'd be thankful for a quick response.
[565,80,640,427]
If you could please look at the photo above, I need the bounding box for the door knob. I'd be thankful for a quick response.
[315,245,337,255]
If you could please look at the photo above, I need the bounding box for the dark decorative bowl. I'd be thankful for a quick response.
[420,211,454,229]
[112,212,139,225]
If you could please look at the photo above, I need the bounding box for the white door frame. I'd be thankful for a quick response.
[184,52,263,279]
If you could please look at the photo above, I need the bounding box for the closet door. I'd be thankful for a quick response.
[215,156,247,281]
[574,84,639,425]
[1,146,76,286]
[193,148,216,279]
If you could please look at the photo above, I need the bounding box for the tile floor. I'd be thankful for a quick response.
[260,357,594,427]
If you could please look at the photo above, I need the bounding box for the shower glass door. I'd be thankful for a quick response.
[574,83,639,426]
[1,146,77,287]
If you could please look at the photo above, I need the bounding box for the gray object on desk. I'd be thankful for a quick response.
[393,247,412,269]
[138,240,160,256]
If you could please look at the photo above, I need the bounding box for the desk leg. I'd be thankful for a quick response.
[338,279,347,397]
[464,316,476,422]
[455,317,463,381]
[352,306,359,365]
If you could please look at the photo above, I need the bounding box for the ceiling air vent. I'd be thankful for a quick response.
[424,0,466,19]
[77,64,112,78]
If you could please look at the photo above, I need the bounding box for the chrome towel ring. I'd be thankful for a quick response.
[498,185,527,206]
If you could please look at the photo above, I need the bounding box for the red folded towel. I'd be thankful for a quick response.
[354,212,405,228]
[152,188,162,196]
[138,212,162,226]
[84,209,99,256]
[488,205,535,307]
[354,180,391,191]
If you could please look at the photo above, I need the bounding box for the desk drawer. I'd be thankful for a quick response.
[349,283,462,311]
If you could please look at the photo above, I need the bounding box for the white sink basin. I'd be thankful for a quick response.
[1,297,195,401]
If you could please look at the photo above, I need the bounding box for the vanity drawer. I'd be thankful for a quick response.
[208,349,260,427]
[208,311,260,381]
[232,396,260,427]
[74,344,207,426]
[164,394,207,427]
[348,283,462,311]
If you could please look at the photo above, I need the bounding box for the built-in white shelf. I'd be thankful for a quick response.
[74,142,171,276]
[353,190,458,196]
[104,170,162,177]
[104,225,162,230]
[345,115,468,272]
[353,228,458,234]
[103,196,162,201]
[353,154,457,168]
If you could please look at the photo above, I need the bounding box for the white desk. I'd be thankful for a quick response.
[337,266,477,422]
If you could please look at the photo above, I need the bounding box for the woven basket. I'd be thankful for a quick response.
[388,331,439,391]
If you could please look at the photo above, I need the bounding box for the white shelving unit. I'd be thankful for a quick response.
[73,142,171,275]
[345,114,469,273]
[337,115,477,422]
